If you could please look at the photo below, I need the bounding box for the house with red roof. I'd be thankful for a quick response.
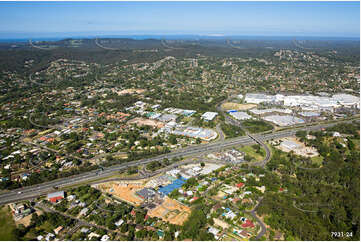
[47,191,65,203]
[241,219,255,228]
[236,182,245,188]
[189,197,199,203]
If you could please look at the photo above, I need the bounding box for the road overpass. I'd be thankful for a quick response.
[0,120,355,205]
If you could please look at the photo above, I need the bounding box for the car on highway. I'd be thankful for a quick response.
[18,191,22,194]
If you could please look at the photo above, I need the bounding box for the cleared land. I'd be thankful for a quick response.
[0,206,18,241]
[128,117,165,129]
[147,196,191,225]
[221,102,257,110]
[277,137,319,158]
[95,182,144,206]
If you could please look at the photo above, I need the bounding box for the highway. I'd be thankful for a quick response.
[0,120,350,206]
[216,95,271,167]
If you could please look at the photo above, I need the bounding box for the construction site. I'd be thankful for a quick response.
[147,196,191,225]
[93,180,192,225]
[93,181,145,206]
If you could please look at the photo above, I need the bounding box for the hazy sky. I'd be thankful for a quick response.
[0,1,359,38]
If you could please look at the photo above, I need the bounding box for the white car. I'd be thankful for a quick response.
[17,191,22,194]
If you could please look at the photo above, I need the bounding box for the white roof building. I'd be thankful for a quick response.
[280,140,302,150]
[88,232,100,239]
[332,94,360,107]
[245,93,277,104]
[263,115,305,126]
[250,108,292,115]
[101,235,110,241]
[229,111,252,120]
[208,227,220,240]
[115,219,124,226]
[201,112,218,121]
[333,132,341,137]
[166,169,180,177]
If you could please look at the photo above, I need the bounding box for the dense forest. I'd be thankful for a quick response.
[0,38,359,73]
[258,122,360,241]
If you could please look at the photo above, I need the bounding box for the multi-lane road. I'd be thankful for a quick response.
[0,120,352,206]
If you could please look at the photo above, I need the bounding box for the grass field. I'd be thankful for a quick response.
[0,206,18,241]
[221,102,257,110]
[311,156,324,165]
[242,120,273,133]
[238,145,265,162]
[351,138,360,150]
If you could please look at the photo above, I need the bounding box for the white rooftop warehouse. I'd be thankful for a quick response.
[228,111,252,120]
[280,140,302,150]
[263,115,305,126]
[250,108,292,115]
[243,93,360,111]
[202,112,218,121]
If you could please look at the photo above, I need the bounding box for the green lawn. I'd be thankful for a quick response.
[238,145,265,162]
[351,138,360,150]
[311,156,324,165]
[242,120,273,133]
[0,206,18,241]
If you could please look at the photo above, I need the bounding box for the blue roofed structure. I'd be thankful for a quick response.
[158,177,187,195]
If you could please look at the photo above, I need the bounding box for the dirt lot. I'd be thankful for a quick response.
[118,89,145,95]
[147,197,191,225]
[15,209,43,227]
[128,117,165,129]
[95,182,144,206]
[213,191,227,201]
[277,137,319,157]
[221,102,257,110]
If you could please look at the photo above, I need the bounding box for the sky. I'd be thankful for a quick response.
[0,1,359,38]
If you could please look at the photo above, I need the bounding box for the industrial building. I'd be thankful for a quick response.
[170,126,218,141]
[228,111,252,120]
[299,111,320,117]
[250,108,292,115]
[243,92,359,111]
[244,93,280,104]
[157,114,178,122]
[263,115,305,126]
[201,112,218,121]
[280,140,302,150]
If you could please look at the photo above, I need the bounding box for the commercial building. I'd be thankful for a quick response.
[299,111,320,117]
[244,92,360,111]
[157,114,177,122]
[263,115,305,126]
[228,111,252,120]
[244,93,278,104]
[250,108,292,115]
[201,112,218,121]
[170,126,218,141]
[280,140,302,150]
